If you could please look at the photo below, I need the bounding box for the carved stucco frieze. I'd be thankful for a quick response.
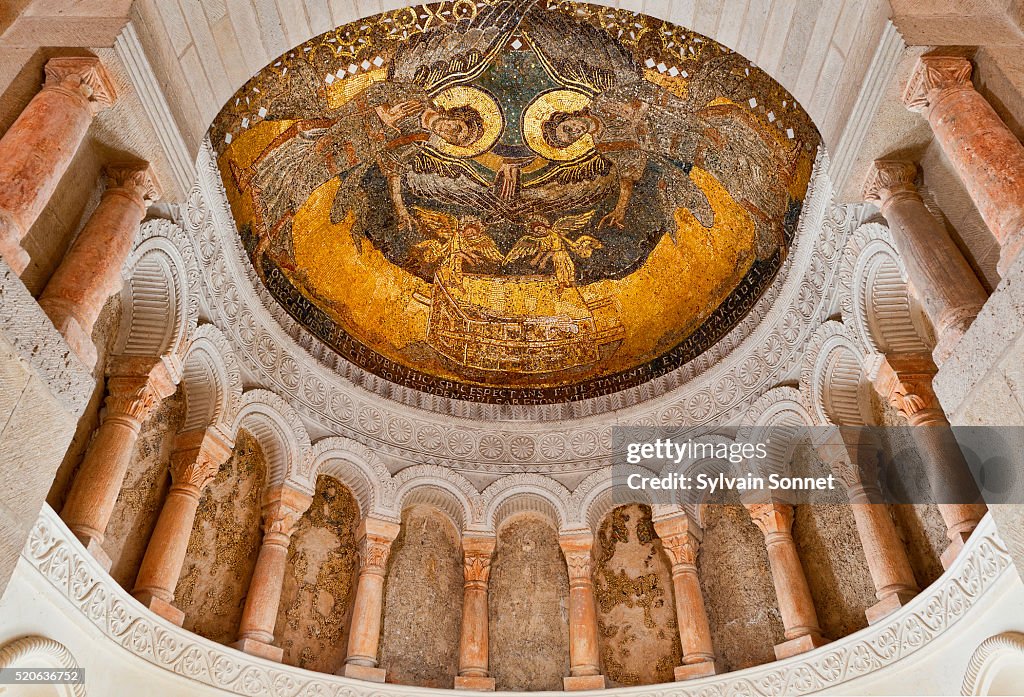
[180,140,861,474]
[21,505,1013,697]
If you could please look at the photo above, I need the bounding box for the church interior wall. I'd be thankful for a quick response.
[379,504,463,688]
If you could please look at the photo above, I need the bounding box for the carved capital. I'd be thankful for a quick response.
[261,485,312,544]
[105,162,163,206]
[652,513,701,571]
[462,536,495,585]
[355,517,400,574]
[169,429,233,495]
[559,534,594,582]
[863,160,920,206]
[746,502,795,538]
[43,56,117,112]
[815,427,881,497]
[103,361,176,424]
[904,55,974,113]
[873,354,943,422]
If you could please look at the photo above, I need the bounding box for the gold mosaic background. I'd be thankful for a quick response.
[213,0,820,404]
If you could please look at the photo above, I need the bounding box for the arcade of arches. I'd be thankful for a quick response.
[1,2,1024,696]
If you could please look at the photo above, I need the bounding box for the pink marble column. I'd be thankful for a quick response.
[864,160,988,364]
[341,517,401,683]
[0,56,117,275]
[60,357,177,569]
[455,535,496,691]
[39,162,161,370]
[132,428,232,625]
[817,431,919,624]
[905,55,1024,275]
[234,485,312,662]
[746,502,829,660]
[652,514,717,680]
[559,533,607,691]
[874,354,988,568]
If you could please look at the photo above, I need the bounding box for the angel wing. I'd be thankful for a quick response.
[552,210,596,237]
[464,233,505,265]
[504,234,550,266]
[412,207,459,239]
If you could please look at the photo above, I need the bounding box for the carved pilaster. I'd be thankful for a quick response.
[904,55,974,113]
[43,56,117,113]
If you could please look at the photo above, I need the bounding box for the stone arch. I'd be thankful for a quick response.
[231,389,312,493]
[801,321,874,427]
[115,219,197,362]
[309,437,393,519]
[392,465,478,534]
[0,636,85,697]
[178,324,241,436]
[482,475,571,533]
[840,223,930,356]
[741,387,815,478]
[963,632,1024,696]
[574,467,660,537]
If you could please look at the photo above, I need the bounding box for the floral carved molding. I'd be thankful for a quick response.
[179,139,865,473]
[23,505,1012,696]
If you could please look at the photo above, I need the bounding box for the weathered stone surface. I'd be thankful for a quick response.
[379,505,462,688]
[276,475,360,673]
[593,504,682,687]
[174,430,266,644]
[489,517,570,692]
[698,495,782,671]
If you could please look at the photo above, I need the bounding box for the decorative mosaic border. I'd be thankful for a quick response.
[24,506,1010,696]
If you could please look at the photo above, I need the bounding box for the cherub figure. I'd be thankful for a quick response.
[504,211,603,288]
[410,208,503,287]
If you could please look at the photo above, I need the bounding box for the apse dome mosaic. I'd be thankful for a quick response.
[212,0,820,405]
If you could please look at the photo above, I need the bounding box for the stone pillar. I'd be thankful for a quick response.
[652,514,717,680]
[341,517,401,683]
[39,163,162,370]
[234,485,312,662]
[0,56,117,275]
[455,535,496,691]
[874,354,988,568]
[132,428,232,625]
[817,429,920,624]
[863,160,988,364]
[746,502,829,659]
[904,55,1024,275]
[60,357,177,569]
[559,533,607,691]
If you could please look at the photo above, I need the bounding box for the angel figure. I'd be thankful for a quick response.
[504,211,603,288]
[411,208,503,287]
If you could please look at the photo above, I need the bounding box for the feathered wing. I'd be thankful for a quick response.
[466,234,505,264]
[504,235,548,265]
[411,206,459,239]
[553,210,596,236]
[412,239,449,267]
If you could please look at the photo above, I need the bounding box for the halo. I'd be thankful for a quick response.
[431,86,503,158]
[523,89,596,162]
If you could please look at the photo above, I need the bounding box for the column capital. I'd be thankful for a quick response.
[103,359,177,424]
[105,162,163,207]
[814,427,882,498]
[261,485,313,543]
[355,517,400,575]
[904,55,974,113]
[558,533,594,582]
[462,535,496,584]
[863,160,920,206]
[168,428,234,496]
[873,353,944,423]
[653,513,701,569]
[745,502,795,537]
[43,56,117,113]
